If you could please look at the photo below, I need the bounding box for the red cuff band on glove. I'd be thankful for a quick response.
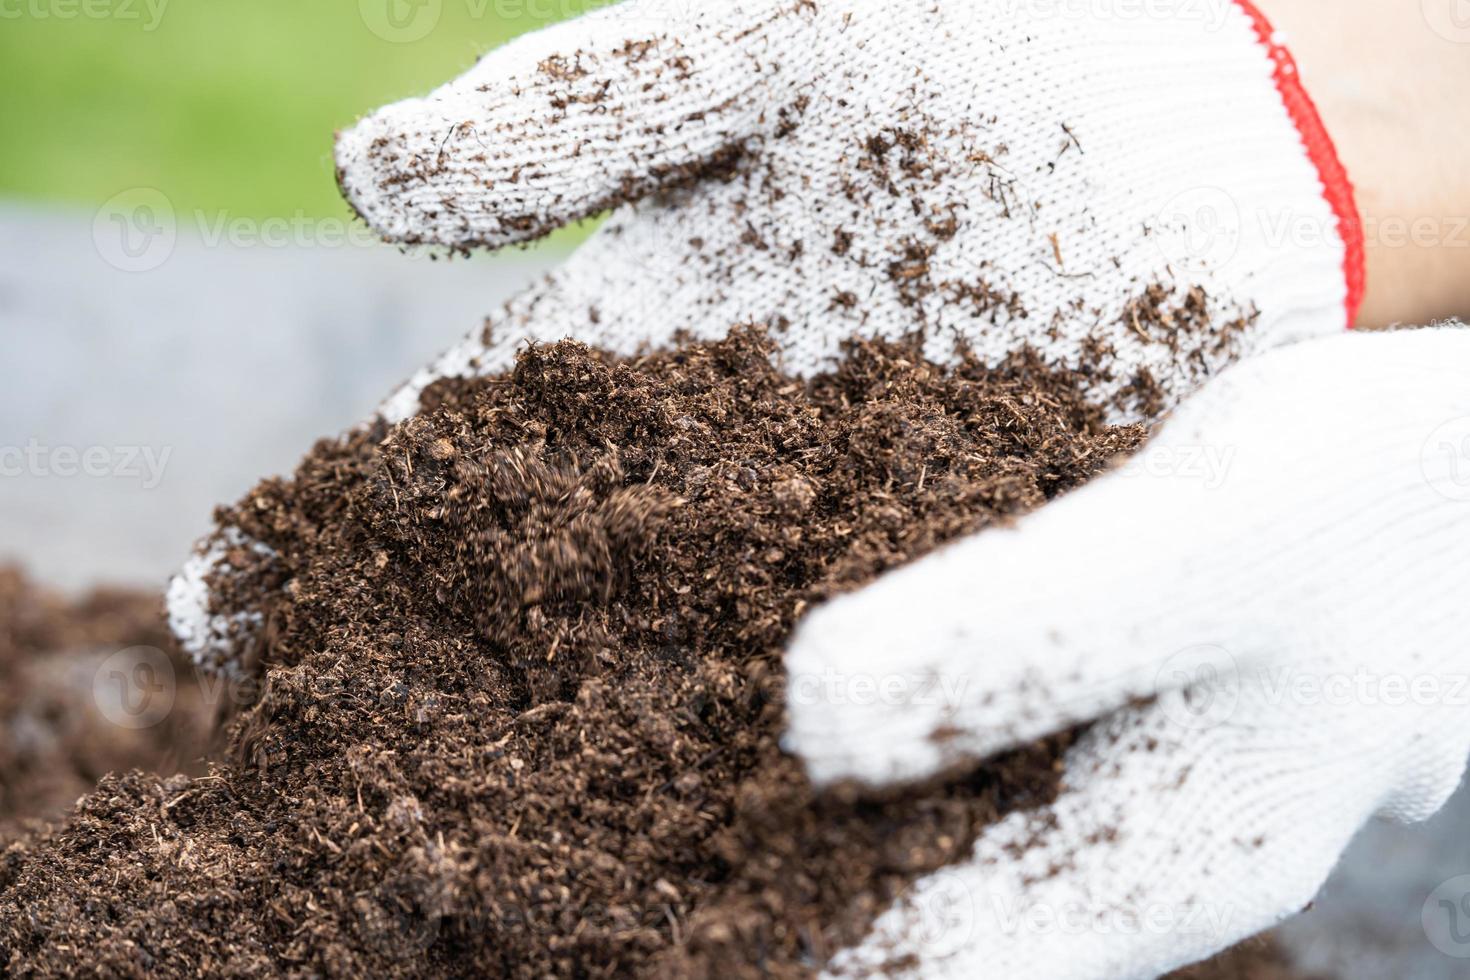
[1233,0,1367,328]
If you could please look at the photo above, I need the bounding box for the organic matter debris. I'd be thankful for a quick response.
[0,328,1160,977]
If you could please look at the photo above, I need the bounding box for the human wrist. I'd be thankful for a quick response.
[1255,0,1470,327]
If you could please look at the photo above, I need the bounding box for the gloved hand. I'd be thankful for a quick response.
[169,0,1363,678]
[785,326,1470,978]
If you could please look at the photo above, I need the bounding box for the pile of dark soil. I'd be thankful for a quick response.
[0,568,212,842]
[0,328,1138,976]
[1,327,1335,978]
[0,571,1329,980]
[0,329,1336,979]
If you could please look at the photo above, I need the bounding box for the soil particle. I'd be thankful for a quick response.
[0,328,1147,977]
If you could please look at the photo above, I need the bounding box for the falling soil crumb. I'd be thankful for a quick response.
[0,568,212,842]
[1,328,1156,977]
[1169,936,1330,979]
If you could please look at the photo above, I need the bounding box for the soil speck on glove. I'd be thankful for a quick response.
[2,328,1149,977]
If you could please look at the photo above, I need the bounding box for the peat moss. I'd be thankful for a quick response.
[1,328,1147,977]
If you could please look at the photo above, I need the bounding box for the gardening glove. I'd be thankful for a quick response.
[169,2,1365,676]
[783,325,1470,979]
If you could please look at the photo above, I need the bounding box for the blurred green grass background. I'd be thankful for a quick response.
[0,0,596,223]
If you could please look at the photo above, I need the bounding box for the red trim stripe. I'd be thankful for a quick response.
[1232,0,1366,328]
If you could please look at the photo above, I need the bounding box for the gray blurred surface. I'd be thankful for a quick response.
[1277,789,1470,979]
[1,203,1467,979]
[0,202,555,590]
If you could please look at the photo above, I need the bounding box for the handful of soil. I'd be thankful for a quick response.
[0,328,1147,977]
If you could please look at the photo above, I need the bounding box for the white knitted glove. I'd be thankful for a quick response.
[171,5,1365,678]
[784,326,1470,979]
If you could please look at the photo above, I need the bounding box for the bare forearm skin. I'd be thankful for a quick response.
[1262,0,1470,327]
